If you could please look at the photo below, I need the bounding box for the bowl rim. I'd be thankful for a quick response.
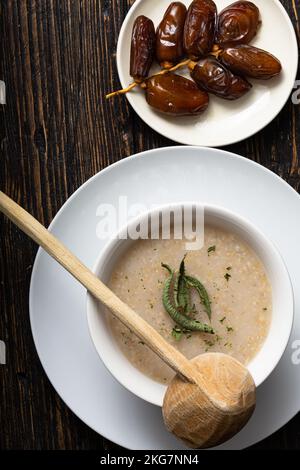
[86,202,294,407]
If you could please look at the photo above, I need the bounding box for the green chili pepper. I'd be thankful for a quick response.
[162,267,214,334]
[173,271,180,307]
[177,256,190,312]
[163,260,188,312]
[178,276,189,312]
[185,275,212,320]
[161,263,173,275]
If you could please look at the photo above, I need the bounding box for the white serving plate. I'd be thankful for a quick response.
[30,147,300,449]
[116,0,298,146]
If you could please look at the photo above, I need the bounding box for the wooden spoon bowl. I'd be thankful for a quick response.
[163,353,255,448]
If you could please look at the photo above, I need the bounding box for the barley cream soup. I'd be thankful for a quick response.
[108,225,272,384]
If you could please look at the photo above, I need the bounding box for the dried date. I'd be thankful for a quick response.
[145,73,209,116]
[130,16,156,82]
[184,0,217,60]
[219,45,282,80]
[156,2,187,68]
[190,58,252,99]
[216,1,260,47]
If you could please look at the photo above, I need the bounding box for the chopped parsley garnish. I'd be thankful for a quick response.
[172,327,183,342]
[224,273,231,282]
[219,316,226,324]
[208,245,216,255]
[226,326,234,332]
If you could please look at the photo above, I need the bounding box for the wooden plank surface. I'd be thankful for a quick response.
[0,0,300,450]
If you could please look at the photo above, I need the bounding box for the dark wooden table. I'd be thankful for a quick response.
[0,0,300,451]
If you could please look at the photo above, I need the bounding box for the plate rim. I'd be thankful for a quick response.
[116,0,299,147]
[29,146,300,449]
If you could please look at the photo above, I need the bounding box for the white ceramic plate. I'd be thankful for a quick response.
[116,0,298,146]
[30,147,300,450]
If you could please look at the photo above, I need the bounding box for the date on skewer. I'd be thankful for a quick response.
[106,1,282,116]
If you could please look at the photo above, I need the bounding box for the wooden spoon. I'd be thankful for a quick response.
[0,191,256,448]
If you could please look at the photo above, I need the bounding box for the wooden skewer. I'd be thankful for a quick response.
[0,191,256,449]
[105,45,223,100]
[106,59,191,99]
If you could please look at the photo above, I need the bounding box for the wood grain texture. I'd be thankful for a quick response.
[0,0,299,450]
[163,354,255,449]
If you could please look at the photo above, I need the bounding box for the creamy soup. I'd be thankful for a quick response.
[107,226,272,384]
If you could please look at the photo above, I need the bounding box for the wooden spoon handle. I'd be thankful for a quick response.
[0,191,199,384]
